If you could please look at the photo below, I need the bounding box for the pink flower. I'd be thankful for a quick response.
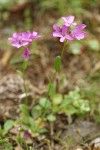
[21,31,33,42]
[61,16,77,26]
[8,31,41,48]
[23,48,30,60]
[23,130,31,138]
[71,24,87,40]
[31,32,41,39]
[8,32,29,48]
[52,24,73,42]
[52,15,87,42]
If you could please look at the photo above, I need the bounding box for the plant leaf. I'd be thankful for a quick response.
[23,60,28,70]
[19,104,29,116]
[47,114,56,122]
[39,98,51,109]
[4,120,14,131]
[52,94,63,105]
[48,83,56,97]
[31,105,42,119]
[54,56,61,72]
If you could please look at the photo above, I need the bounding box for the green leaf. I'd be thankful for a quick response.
[80,100,90,112]
[48,83,56,97]
[52,105,59,113]
[61,90,80,108]
[39,98,51,109]
[0,128,7,137]
[47,114,56,122]
[19,104,29,116]
[54,56,61,72]
[4,120,14,131]
[52,94,63,105]
[38,128,48,133]
[65,106,77,115]
[29,117,35,127]
[23,60,28,70]
[31,105,42,119]
[60,97,74,108]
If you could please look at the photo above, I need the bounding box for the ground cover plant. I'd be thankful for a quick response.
[0,0,100,150]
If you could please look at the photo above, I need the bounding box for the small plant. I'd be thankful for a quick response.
[8,15,88,148]
[0,120,14,137]
[60,88,90,123]
[31,88,90,124]
[18,104,48,135]
[8,31,41,105]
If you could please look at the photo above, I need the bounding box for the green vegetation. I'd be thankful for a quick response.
[0,0,100,149]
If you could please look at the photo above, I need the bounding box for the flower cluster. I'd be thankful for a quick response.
[8,31,41,59]
[8,31,41,48]
[9,16,87,60]
[52,15,87,42]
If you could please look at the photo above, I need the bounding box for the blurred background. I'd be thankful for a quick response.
[0,0,100,122]
[0,0,99,50]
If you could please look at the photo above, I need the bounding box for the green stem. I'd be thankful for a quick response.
[42,41,68,121]
[41,78,52,121]
[23,72,28,105]
[41,75,56,121]
[61,41,67,59]
[17,130,22,148]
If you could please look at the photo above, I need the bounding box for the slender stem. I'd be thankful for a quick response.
[41,77,52,120]
[42,41,68,121]
[61,41,67,59]
[41,75,56,121]
[23,72,28,105]
[17,130,22,149]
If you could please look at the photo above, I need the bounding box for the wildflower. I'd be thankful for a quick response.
[8,33,28,48]
[23,130,31,138]
[71,24,87,40]
[61,15,77,26]
[31,31,41,39]
[23,48,30,60]
[8,31,41,48]
[52,15,87,42]
[52,24,73,42]
[21,31,33,42]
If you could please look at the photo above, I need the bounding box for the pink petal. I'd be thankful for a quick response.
[13,33,17,38]
[65,34,74,40]
[62,16,75,26]
[60,36,66,42]
[61,17,68,22]
[53,24,60,32]
[72,22,77,26]
[8,37,13,41]
[67,16,75,24]
[23,48,30,60]
[75,32,86,40]
[62,25,68,35]
[52,32,62,37]
[21,41,29,46]
[32,32,38,36]
[35,35,41,39]
[75,24,86,31]
[11,42,21,48]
